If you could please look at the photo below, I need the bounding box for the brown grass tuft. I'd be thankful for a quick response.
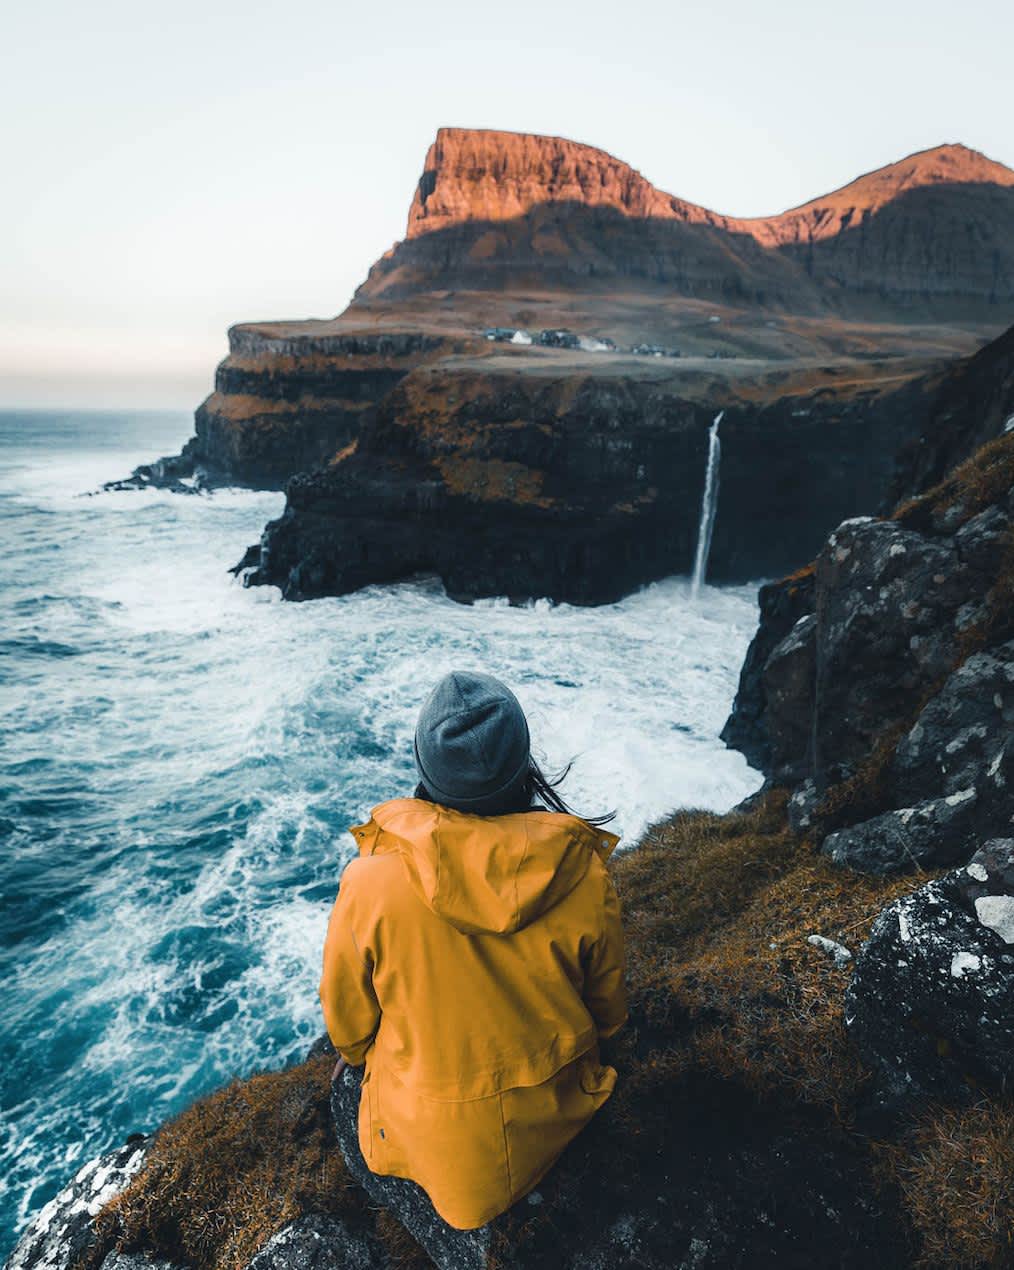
[83,1055,366,1270]
[878,1100,1014,1268]
[894,430,1014,533]
[615,791,917,1116]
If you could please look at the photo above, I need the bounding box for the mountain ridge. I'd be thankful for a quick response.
[404,127,1014,243]
[357,127,1014,321]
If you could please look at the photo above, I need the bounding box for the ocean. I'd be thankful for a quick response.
[0,409,763,1254]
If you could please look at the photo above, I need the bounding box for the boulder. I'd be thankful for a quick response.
[4,1139,153,1270]
[846,839,1014,1106]
[813,517,974,781]
[246,1215,385,1270]
[821,788,980,874]
[891,640,1014,804]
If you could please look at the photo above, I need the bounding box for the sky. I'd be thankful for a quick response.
[2,0,1012,408]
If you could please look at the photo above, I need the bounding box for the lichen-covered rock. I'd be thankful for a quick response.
[99,1256,177,1270]
[891,640,1014,803]
[813,517,982,780]
[246,1215,385,1270]
[786,778,819,834]
[821,788,981,873]
[846,839,1014,1106]
[5,1140,150,1270]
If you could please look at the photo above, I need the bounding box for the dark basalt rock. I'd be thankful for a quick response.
[892,640,1014,804]
[846,839,1014,1107]
[104,328,460,492]
[246,1215,385,1270]
[244,367,927,604]
[102,448,211,495]
[812,515,993,781]
[821,788,981,874]
[722,323,1014,873]
[721,570,815,775]
[726,510,1007,806]
[888,323,1014,506]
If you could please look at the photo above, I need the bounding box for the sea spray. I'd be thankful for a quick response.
[691,411,724,599]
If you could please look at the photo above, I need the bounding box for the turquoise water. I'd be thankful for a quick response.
[0,410,762,1254]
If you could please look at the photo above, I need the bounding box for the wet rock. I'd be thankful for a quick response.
[821,788,981,874]
[102,450,208,495]
[246,1215,384,1270]
[5,1139,149,1270]
[846,839,1014,1106]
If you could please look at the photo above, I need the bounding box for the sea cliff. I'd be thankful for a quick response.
[239,355,934,602]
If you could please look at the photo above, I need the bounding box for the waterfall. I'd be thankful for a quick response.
[690,411,723,598]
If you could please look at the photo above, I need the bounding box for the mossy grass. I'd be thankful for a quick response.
[80,1054,427,1270]
[876,1099,1014,1268]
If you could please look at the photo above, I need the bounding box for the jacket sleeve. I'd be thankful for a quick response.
[319,860,381,1065]
[582,865,628,1041]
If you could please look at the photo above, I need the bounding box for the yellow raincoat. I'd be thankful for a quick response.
[319,797,627,1229]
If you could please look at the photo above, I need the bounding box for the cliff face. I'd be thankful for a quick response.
[113,129,1013,503]
[107,326,467,491]
[357,129,1014,319]
[889,322,1014,502]
[239,358,933,603]
[723,321,1014,873]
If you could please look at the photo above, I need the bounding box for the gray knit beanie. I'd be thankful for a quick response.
[413,671,531,815]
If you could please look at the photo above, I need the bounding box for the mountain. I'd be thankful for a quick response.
[356,128,1014,325]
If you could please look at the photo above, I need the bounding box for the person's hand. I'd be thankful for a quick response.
[332,1056,348,1083]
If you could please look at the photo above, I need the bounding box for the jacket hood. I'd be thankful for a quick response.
[350,798,620,936]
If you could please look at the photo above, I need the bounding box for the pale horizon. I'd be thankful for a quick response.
[4,0,1012,409]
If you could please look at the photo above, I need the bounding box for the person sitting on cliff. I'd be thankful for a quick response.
[319,670,627,1230]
